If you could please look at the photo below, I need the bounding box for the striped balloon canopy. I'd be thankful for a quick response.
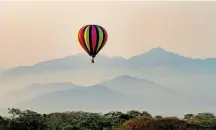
[77,24,108,63]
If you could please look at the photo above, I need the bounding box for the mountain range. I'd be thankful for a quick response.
[1,47,216,78]
[0,47,216,116]
[1,48,215,89]
[1,80,210,116]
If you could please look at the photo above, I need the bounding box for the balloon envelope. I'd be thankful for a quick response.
[77,24,108,59]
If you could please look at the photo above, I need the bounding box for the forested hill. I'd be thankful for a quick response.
[0,108,216,130]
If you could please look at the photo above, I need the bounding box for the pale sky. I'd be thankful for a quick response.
[0,1,216,68]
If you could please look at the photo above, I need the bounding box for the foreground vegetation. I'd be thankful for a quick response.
[0,108,216,130]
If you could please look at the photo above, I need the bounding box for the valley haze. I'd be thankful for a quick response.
[0,47,215,117]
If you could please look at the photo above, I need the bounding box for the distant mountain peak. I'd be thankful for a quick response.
[146,47,173,55]
[150,47,167,52]
[146,47,190,59]
[128,47,189,62]
[106,75,151,83]
[114,75,139,80]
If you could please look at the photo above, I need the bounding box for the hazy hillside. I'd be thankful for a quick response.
[0,68,6,74]
[15,85,137,113]
[12,84,215,116]
[100,75,179,97]
[0,82,81,106]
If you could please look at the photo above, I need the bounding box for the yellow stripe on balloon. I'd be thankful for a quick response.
[84,26,90,52]
[77,30,80,46]
[96,26,104,53]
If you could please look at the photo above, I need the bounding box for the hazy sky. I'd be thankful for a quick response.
[0,1,216,68]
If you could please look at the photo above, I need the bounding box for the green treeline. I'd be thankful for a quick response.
[0,108,216,130]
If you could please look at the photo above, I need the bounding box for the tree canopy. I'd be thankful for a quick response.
[0,108,215,130]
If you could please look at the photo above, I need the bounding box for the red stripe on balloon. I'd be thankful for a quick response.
[91,25,97,53]
[100,26,108,50]
[78,26,90,55]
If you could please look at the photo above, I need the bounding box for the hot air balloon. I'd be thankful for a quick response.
[77,24,108,63]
